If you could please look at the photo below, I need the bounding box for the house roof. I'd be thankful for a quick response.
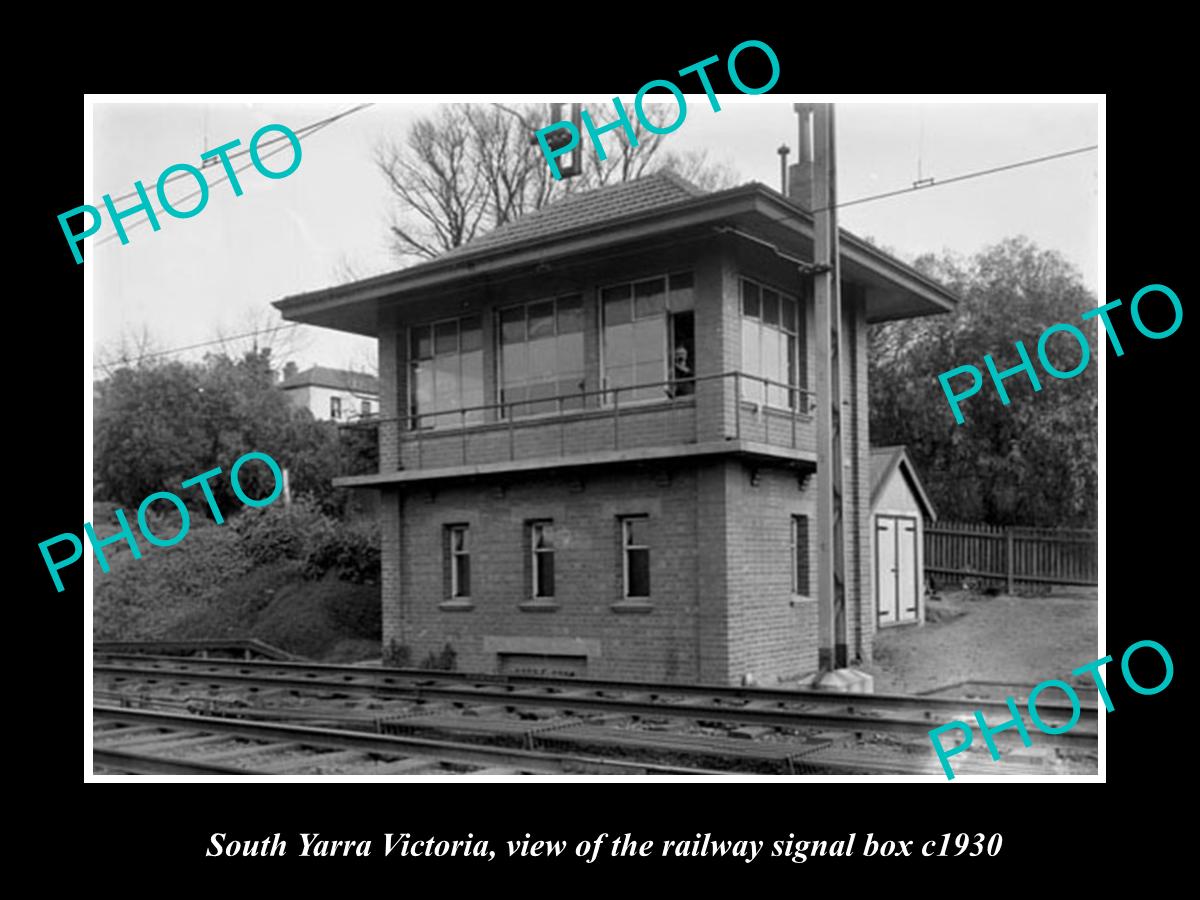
[869,445,938,520]
[274,171,961,336]
[279,365,379,395]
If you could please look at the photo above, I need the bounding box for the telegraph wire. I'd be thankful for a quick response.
[93,323,301,370]
[99,104,374,208]
[815,144,1098,213]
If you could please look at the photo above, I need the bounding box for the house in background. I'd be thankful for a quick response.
[274,166,957,686]
[869,445,937,628]
[279,363,380,422]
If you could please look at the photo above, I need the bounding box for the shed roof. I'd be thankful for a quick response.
[870,445,938,520]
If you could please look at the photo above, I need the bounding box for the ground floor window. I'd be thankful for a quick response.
[446,524,471,598]
[621,515,650,598]
[791,514,810,595]
[530,520,556,599]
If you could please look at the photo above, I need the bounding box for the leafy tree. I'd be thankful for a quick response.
[869,236,1097,527]
[376,103,740,260]
[95,348,362,518]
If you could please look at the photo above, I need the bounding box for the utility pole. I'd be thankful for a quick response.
[798,103,850,672]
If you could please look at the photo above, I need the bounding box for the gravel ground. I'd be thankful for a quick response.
[867,587,1099,695]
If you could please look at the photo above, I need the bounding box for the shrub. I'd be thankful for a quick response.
[229,496,337,565]
[302,518,381,584]
[383,639,412,668]
[421,643,457,671]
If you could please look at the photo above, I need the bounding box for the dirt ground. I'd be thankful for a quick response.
[866,586,1099,695]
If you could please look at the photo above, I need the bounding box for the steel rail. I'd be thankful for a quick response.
[93,664,1097,746]
[94,653,1098,723]
[92,706,723,776]
[93,747,269,775]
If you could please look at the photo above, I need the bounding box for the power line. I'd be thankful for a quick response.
[815,144,1098,213]
[99,104,374,207]
[93,323,301,370]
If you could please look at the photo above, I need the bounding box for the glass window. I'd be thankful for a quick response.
[622,516,650,598]
[740,278,800,409]
[498,295,586,418]
[448,525,471,599]
[531,521,556,599]
[330,396,342,419]
[410,316,483,429]
[603,272,694,404]
[791,514,810,595]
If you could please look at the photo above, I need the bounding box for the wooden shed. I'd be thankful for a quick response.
[869,446,937,627]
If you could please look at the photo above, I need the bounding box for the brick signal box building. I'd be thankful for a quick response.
[275,171,956,685]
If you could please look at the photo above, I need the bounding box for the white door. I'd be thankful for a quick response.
[876,516,897,623]
[897,517,919,623]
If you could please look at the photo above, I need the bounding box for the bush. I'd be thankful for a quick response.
[383,639,412,668]
[302,518,381,584]
[421,643,457,671]
[229,496,337,565]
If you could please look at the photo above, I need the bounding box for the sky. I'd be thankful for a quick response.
[91,98,1098,374]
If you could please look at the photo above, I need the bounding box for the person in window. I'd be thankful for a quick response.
[670,345,695,398]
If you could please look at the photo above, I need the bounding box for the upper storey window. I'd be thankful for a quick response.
[601,272,694,404]
[410,316,484,429]
[498,295,585,418]
[740,278,802,409]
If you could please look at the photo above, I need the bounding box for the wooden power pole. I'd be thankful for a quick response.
[801,103,850,671]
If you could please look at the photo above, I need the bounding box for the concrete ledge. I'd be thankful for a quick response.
[482,636,603,658]
[334,440,817,488]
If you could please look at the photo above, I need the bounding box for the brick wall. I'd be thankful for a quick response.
[386,465,707,682]
[723,463,819,684]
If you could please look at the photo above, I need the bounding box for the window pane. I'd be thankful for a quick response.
[434,320,458,355]
[633,316,665,365]
[558,332,584,381]
[762,290,779,326]
[528,336,557,380]
[627,548,650,597]
[411,325,431,360]
[460,316,482,352]
[434,354,458,411]
[605,322,633,366]
[528,301,555,339]
[456,555,471,597]
[535,552,555,598]
[625,517,648,546]
[634,278,666,318]
[502,341,527,386]
[669,272,694,311]
[602,285,632,325]
[557,295,584,333]
[781,297,797,334]
[413,361,434,418]
[742,281,760,318]
[461,349,484,411]
[742,318,761,375]
[501,306,526,344]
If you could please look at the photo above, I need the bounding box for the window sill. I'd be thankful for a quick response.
[438,599,475,611]
[611,599,654,614]
[790,594,817,606]
[518,600,561,612]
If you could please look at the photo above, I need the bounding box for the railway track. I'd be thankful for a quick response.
[93,705,721,776]
[92,652,1098,775]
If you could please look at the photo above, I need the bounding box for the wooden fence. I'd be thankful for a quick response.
[925,521,1097,593]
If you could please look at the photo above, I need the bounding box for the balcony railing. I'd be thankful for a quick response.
[398,371,816,470]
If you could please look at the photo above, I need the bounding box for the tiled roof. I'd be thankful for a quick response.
[439,170,707,260]
[279,365,379,395]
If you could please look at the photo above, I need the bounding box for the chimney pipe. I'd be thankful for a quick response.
[789,104,816,208]
[777,144,790,194]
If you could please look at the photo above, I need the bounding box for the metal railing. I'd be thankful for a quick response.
[401,371,816,468]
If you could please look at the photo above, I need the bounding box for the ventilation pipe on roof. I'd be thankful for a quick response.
[777,144,790,194]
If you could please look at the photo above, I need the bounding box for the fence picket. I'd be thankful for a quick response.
[924,520,1097,592]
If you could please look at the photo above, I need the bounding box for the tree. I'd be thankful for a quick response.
[376,103,740,261]
[869,237,1097,527]
[94,348,361,518]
